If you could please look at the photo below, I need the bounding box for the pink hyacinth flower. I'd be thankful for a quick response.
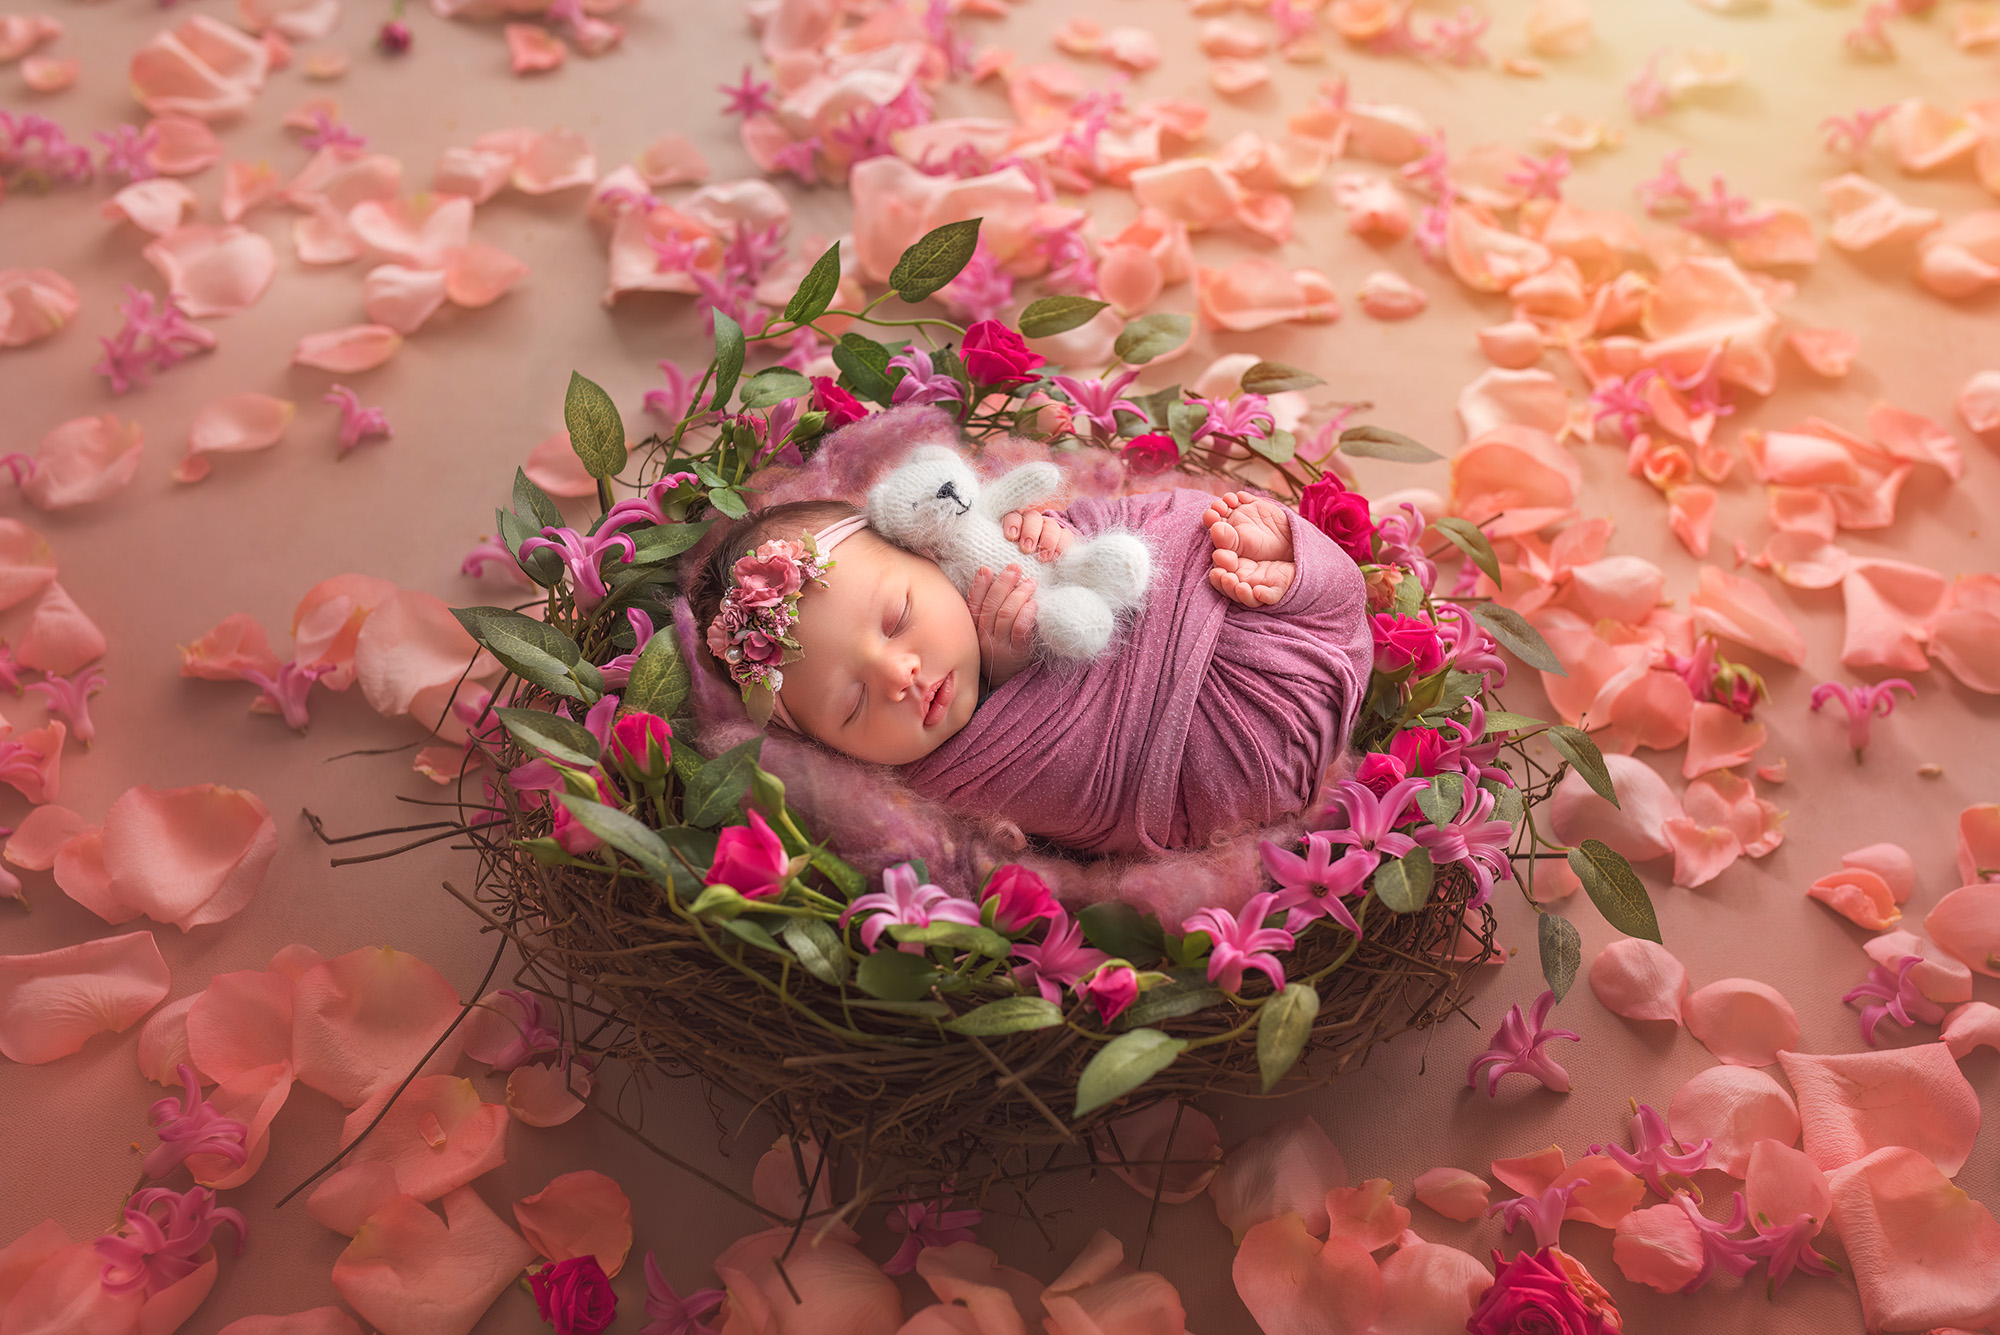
[1052,368,1143,438]
[883,1186,982,1275]
[840,861,981,953]
[1809,678,1914,762]
[1188,391,1275,445]
[236,659,332,732]
[641,1250,722,1335]
[25,664,105,746]
[1745,1210,1842,1297]
[1260,830,1372,936]
[1184,891,1294,996]
[717,66,776,119]
[325,384,391,455]
[1467,989,1580,1096]
[518,525,639,610]
[95,1185,246,1296]
[1487,1180,1576,1252]
[1841,954,1946,1045]
[601,473,702,536]
[1668,1190,1762,1294]
[144,1064,249,1180]
[1011,908,1107,1005]
[1591,1101,1710,1200]
[1412,783,1515,909]
[886,346,965,408]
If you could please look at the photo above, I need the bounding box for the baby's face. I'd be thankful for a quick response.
[779,534,981,765]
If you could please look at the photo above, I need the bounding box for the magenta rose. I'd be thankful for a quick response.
[1371,613,1445,677]
[961,319,1046,387]
[811,375,866,429]
[705,808,790,900]
[1389,726,1452,777]
[1354,751,1409,799]
[982,864,1060,934]
[1082,963,1139,1024]
[610,711,672,782]
[529,1256,617,1335]
[1298,474,1378,565]
[1120,432,1179,476]
[1467,1246,1622,1335]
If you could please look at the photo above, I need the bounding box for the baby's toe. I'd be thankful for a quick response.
[1209,518,1240,553]
[1211,546,1241,572]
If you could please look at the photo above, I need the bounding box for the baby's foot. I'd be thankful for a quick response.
[1204,492,1296,608]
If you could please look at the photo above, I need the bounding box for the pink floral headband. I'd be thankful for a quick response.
[704,513,870,729]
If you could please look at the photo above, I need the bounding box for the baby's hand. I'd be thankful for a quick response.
[1000,508,1074,563]
[968,564,1039,689]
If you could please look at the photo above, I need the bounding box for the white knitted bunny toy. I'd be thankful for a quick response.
[864,445,1152,661]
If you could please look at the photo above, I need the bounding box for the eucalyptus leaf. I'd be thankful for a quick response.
[856,949,939,1002]
[1548,724,1618,808]
[1416,773,1465,829]
[1487,782,1525,831]
[1167,400,1207,455]
[780,917,851,986]
[1537,913,1582,1001]
[709,310,745,412]
[1017,295,1108,338]
[1339,425,1444,463]
[1114,975,1224,1030]
[943,996,1065,1036]
[1075,1029,1187,1117]
[622,631,691,719]
[627,520,712,566]
[1419,671,1485,721]
[1470,602,1566,676]
[739,367,812,410]
[832,332,897,404]
[1482,710,1547,737]
[890,920,1013,959]
[1257,983,1320,1092]
[1239,361,1326,394]
[554,794,676,884]
[781,241,843,327]
[495,707,600,768]
[1248,428,1295,465]
[1112,313,1192,365]
[684,736,765,828]
[1568,839,1662,943]
[563,371,627,480]
[1431,517,1502,589]
[1373,845,1435,913]
[888,218,982,302]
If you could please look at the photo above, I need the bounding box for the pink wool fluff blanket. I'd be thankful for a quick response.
[674,404,1364,924]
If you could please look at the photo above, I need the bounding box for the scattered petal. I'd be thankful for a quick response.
[330,1188,538,1335]
[178,392,295,483]
[1414,1167,1490,1223]
[1684,978,1799,1066]
[308,1075,509,1234]
[1942,1001,2000,1058]
[1232,1214,1382,1335]
[103,180,199,237]
[1670,1064,1801,1176]
[142,225,278,318]
[1808,866,1902,930]
[292,324,403,373]
[1589,937,1688,1023]
[1826,1146,2000,1332]
[1100,1101,1222,1207]
[291,946,464,1108]
[1210,1117,1347,1243]
[19,414,145,510]
[0,930,170,1063]
[1925,882,2000,978]
[0,269,81,349]
[1777,1046,1981,1176]
[505,1061,590,1126]
[512,1170,632,1277]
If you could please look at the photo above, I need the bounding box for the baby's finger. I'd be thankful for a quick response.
[1012,511,1042,556]
[1003,513,1020,541]
[1010,595,1037,648]
[996,574,1035,635]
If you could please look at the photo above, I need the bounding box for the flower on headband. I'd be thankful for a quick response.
[735,539,809,606]
[707,530,840,724]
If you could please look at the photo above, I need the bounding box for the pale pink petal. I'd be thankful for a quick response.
[1344,101,1433,164]
[216,1309,364,1335]
[142,224,277,318]
[1684,769,1786,858]
[1867,400,1964,479]
[1823,172,1942,251]
[330,1188,537,1335]
[1490,1145,1566,1197]
[0,1218,76,1310]
[1100,1102,1222,1206]
[1446,203,1554,294]
[523,431,600,498]
[1863,930,1973,1005]
[1745,1138,1831,1233]
[1,1239,145,1332]
[239,0,339,41]
[1665,484,1715,558]
[1448,424,1580,536]
[1355,270,1427,320]
[129,16,270,121]
[1807,866,1902,931]
[1958,804,2000,886]
[907,1242,1043,1332]
[1777,1046,1981,1176]
[1932,587,2000,695]
[347,195,473,269]
[180,392,295,484]
[146,114,223,175]
[291,946,464,1108]
[512,128,597,194]
[360,265,448,335]
[221,160,281,223]
[1197,258,1324,332]
[20,585,103,676]
[1373,1242,1490,1335]
[1458,368,1569,439]
[1210,1117,1347,1243]
[1568,556,1665,625]
[0,268,81,349]
[713,1225,906,1335]
[191,1059,294,1190]
[1330,173,1412,241]
[505,1061,590,1127]
[103,180,199,237]
[22,414,145,510]
[1580,939,1685,1034]
[1413,1167,1489,1223]
[1324,1178,1409,1252]
[282,147,403,216]
[1745,429,1859,488]
[93,783,276,933]
[1688,564,1807,666]
[1731,200,1821,268]
[1612,1202,1704,1292]
[178,612,281,682]
[308,1075,509,1234]
[1826,1146,2000,1331]
[353,588,497,737]
[1096,243,1164,317]
[635,133,708,187]
[1917,210,2000,297]
[1552,1154,1647,1228]
[291,573,398,692]
[1841,557,1951,672]
[1549,752,1682,862]
[1641,256,1781,396]
[1760,529,1850,590]
[434,144,516,204]
[1942,1001,2000,1058]
[442,242,528,309]
[136,993,199,1085]
[1681,701,1766,778]
[293,205,363,266]
[1663,816,1740,889]
[1787,326,1859,377]
[186,966,292,1082]
[1925,883,2000,978]
[1670,1064,1800,1176]
[1890,99,1980,172]
[1684,978,1798,1067]
[1476,320,1543,369]
[20,54,77,91]
[512,1170,632,1277]
[292,324,403,373]
[0,930,170,1063]
[505,22,566,73]
[1232,1216,1381,1335]
[1958,369,2000,433]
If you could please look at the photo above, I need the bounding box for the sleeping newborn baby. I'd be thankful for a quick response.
[685,479,1373,856]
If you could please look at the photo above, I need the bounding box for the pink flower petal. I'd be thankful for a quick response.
[1760,529,1850,589]
[1446,202,1554,294]
[512,1170,632,1277]
[1373,1241,1490,1335]
[0,519,58,611]
[1669,1064,1800,1177]
[178,612,282,682]
[360,265,449,335]
[1232,1215,1381,1335]
[1325,1179,1409,1252]
[93,783,276,933]
[1925,882,2000,978]
[1823,173,1942,251]
[1866,400,1964,479]
[1448,424,1580,536]
[103,180,199,237]
[1356,270,1428,320]
[142,224,277,318]
[1689,564,1808,666]
[1642,256,1782,395]
[191,1059,294,1190]
[22,414,145,510]
[147,114,223,175]
[293,205,363,266]
[442,242,528,308]
[1,1238,146,1332]
[221,160,281,223]
[1863,930,1973,1005]
[282,147,403,216]
[4,804,88,873]
[1552,1154,1647,1228]
[1210,1117,1348,1243]
[308,1075,509,1234]
[504,1061,590,1127]
[129,15,270,120]
[292,324,404,373]
[511,128,598,195]
[1807,866,1902,930]
[1956,803,2000,886]
[0,930,170,1063]
[352,588,497,737]
[135,992,200,1086]
[1612,1201,1704,1292]
[1778,1046,1981,1176]
[1549,752,1683,862]
[1490,1144,1567,1198]
[1932,579,2000,694]
[347,195,474,269]
[505,23,566,74]
[1841,557,1951,672]
[1827,1146,2000,1331]
[21,583,103,676]
[186,965,292,1082]
[1684,769,1786,858]
[1942,1001,2000,1058]
[179,391,296,483]
[1663,815,1741,889]
[291,946,464,1108]
[330,1188,537,1335]
[713,1225,907,1335]
[1413,1166,1490,1222]
[1589,937,1688,1023]
[1958,368,2000,433]
[0,1218,76,1310]
[1197,258,1337,331]
[523,431,600,499]
[1458,368,1569,439]
[635,133,708,187]
[1788,327,1859,377]
[0,268,81,349]
[216,1309,364,1335]
[1746,1138,1831,1237]
[1681,700,1766,779]
[20,54,76,92]
[1684,978,1798,1067]
[1100,1101,1222,1206]
[292,573,399,692]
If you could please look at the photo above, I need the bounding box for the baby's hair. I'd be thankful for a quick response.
[682,498,864,693]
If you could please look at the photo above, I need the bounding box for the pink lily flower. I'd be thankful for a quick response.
[840,862,982,953]
[1669,1190,1761,1293]
[883,1185,982,1275]
[325,385,391,454]
[886,347,966,408]
[717,66,776,119]
[598,609,659,688]
[1841,954,1946,1045]
[641,1250,722,1335]
[1011,908,1108,1005]
[642,358,699,425]
[1809,678,1914,762]
[1260,831,1372,936]
[1487,1180,1576,1251]
[1052,368,1143,437]
[1183,890,1294,995]
[1467,989,1580,1095]
[1412,783,1515,909]
[1681,175,1778,241]
[94,286,214,396]
[1188,392,1276,446]
[1591,1101,1709,1199]
[518,525,639,609]
[236,659,332,732]
[1746,1210,1842,1296]
[95,1186,246,1296]
[601,474,702,536]
[144,1064,249,1180]
[1435,604,1506,685]
[25,665,105,746]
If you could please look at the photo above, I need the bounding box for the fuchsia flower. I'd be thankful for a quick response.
[530,1255,617,1335]
[883,1186,982,1275]
[1297,474,1376,565]
[597,608,659,688]
[145,1064,249,1180]
[1667,1190,1762,1293]
[1183,891,1293,995]
[886,346,965,407]
[325,385,391,454]
[1120,433,1178,476]
[518,525,639,610]
[95,1186,246,1296]
[1810,678,1914,761]
[1487,1180,1577,1251]
[1467,989,1579,1095]
[1260,830,1371,936]
[1011,908,1107,1005]
[1467,1246,1621,1335]
[1052,368,1143,437]
[704,809,789,900]
[1591,1101,1709,1199]
[94,287,215,395]
[1841,953,1945,1045]
[1371,504,1437,593]
[717,66,776,119]
[600,474,701,536]
[770,136,822,185]
[299,110,365,153]
[1370,613,1446,676]
[981,864,1059,934]
[1635,147,1697,214]
[941,248,1015,325]
[25,665,105,745]
[641,1251,722,1335]
[1589,369,1658,443]
[1188,392,1275,446]
[841,862,981,952]
[377,19,412,52]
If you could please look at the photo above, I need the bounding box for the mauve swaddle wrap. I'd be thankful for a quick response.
[899,487,1373,857]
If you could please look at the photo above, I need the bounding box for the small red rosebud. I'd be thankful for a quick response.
[378,19,412,52]
[609,711,672,784]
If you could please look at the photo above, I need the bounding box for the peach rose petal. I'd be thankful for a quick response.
[1863,930,1973,1005]
[134,994,200,1088]
[512,1170,632,1277]
[522,431,599,499]
[1761,529,1850,590]
[1778,1046,1980,1176]
[709,1225,906,1333]
[348,195,474,269]
[1,1239,147,1332]
[20,54,76,91]
[0,930,170,1063]
[1683,978,1798,1067]
[129,15,270,120]
[1548,753,1683,862]
[360,265,448,335]
[1196,258,1337,331]
[21,414,145,510]
[1100,1101,1222,1206]
[1233,1215,1381,1335]
[331,1188,537,1335]
[179,612,282,682]
[5,803,88,874]
[103,179,199,236]
[1210,1116,1347,1243]
[94,783,277,933]
[1787,327,1858,377]
[1410,1166,1490,1224]
[217,1310,364,1335]
[1612,1201,1704,1292]
[443,243,528,308]
[1959,369,2000,433]
[0,268,80,349]
[308,1075,510,1235]
[1925,883,2000,978]
[1669,1064,1800,1177]
[505,1061,590,1127]
[510,129,597,195]
[178,392,295,483]
[506,23,566,74]
[1866,401,1964,479]
[1827,1146,2000,1332]
[191,1059,294,1190]
[291,946,465,1108]
[1932,578,2000,694]
[1448,424,1580,536]
[1955,803,2000,886]
[221,160,281,222]
[20,585,104,676]
[1667,484,1716,558]
[1807,867,1902,931]
[1589,938,1688,1024]
[1551,1155,1647,1228]
[142,224,278,318]
[635,133,708,187]
[1490,1145,1566,1198]
[1942,1001,2000,1058]
[293,324,403,373]
[1687,770,1786,858]
[1476,320,1543,369]
[186,966,292,1083]
[1681,701,1766,779]
[1745,1137,1831,1241]
[352,587,496,737]
[292,573,398,691]
[1689,565,1808,666]
[147,114,223,175]
[1641,256,1781,396]
[0,521,57,613]
[1373,1242,1491,1335]
[1458,368,1569,439]
[1324,1179,1409,1252]
[1841,557,1951,672]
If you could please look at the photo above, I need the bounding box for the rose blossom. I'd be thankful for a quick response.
[610,711,671,782]
[1466,1245,1622,1335]
[1364,564,1403,611]
[1298,474,1377,565]
[1371,613,1446,676]
[1081,963,1139,1023]
[1120,432,1178,476]
[811,375,866,429]
[1389,726,1451,777]
[705,808,790,900]
[529,1256,618,1335]
[1354,751,1408,798]
[982,864,1060,933]
[961,319,1046,387]
[732,541,807,606]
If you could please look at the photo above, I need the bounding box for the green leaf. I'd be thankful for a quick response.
[888,920,1013,959]
[1128,384,1181,431]
[657,825,718,886]
[943,995,1065,1036]
[1074,1029,1187,1118]
[855,948,939,1002]
[888,218,982,302]
[621,629,692,722]
[1482,710,1547,737]
[1416,773,1465,829]
[498,507,564,586]
[1548,724,1618,807]
[738,366,812,411]
[1167,400,1207,455]
[1568,839,1662,944]
[723,917,790,956]
[495,707,600,768]
[513,467,564,530]
[1017,295,1108,338]
[1114,974,1224,1029]
[1431,517,1502,590]
[688,885,750,918]
[1239,361,1325,394]
[553,794,676,884]
[780,917,850,986]
[684,736,765,828]
[1339,425,1444,463]
[1112,313,1192,366]
[1391,573,1424,616]
[1537,913,1582,1001]
[808,848,865,899]
[1470,602,1566,676]
[1487,781,1525,831]
[707,488,750,520]
[564,372,627,480]
[1077,902,1166,968]
[746,766,786,828]
[1373,845,1436,913]
[709,310,746,412]
[782,241,843,327]
[831,333,897,404]
[452,607,584,700]
[1248,428,1296,465]
[1257,983,1320,1092]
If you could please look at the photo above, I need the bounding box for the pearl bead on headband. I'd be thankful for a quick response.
[703,513,871,731]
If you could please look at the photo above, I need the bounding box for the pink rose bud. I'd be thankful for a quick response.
[810,375,866,429]
[377,19,411,52]
[1370,613,1446,677]
[961,319,1047,387]
[529,1256,617,1335]
[550,774,621,855]
[610,711,672,783]
[1083,963,1139,1024]
[1120,432,1179,476]
[705,808,789,900]
[981,864,1060,934]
